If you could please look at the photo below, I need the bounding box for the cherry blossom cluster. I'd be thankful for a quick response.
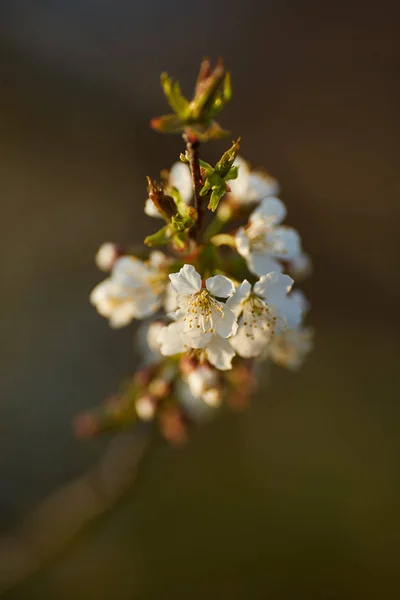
[80,60,313,443]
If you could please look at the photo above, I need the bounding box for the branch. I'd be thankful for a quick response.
[183,133,203,242]
[0,424,153,594]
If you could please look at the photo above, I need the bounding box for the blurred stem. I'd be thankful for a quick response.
[183,133,203,242]
[203,213,230,242]
[0,424,154,593]
[210,233,236,248]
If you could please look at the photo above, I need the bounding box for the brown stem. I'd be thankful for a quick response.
[183,133,203,242]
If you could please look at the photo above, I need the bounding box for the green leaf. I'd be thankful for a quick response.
[226,165,239,181]
[215,138,240,177]
[160,73,190,119]
[208,185,227,212]
[144,225,174,247]
[150,114,184,134]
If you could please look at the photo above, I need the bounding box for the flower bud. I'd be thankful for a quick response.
[187,365,219,399]
[203,387,222,408]
[135,395,156,421]
[95,243,122,272]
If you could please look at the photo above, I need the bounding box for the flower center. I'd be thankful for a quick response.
[183,289,224,333]
[242,293,276,339]
[246,220,271,252]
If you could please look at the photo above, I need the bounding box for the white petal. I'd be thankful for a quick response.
[288,251,312,280]
[90,279,112,308]
[187,366,218,398]
[206,275,235,298]
[95,243,118,272]
[254,272,294,304]
[251,197,287,226]
[267,226,301,260]
[163,283,178,313]
[158,321,186,355]
[290,290,310,315]
[226,280,251,316]
[113,256,148,284]
[144,198,162,218]
[131,293,161,319]
[213,306,238,338]
[247,172,280,201]
[169,162,193,204]
[181,329,213,349]
[206,336,235,371]
[230,320,269,358]
[203,388,222,407]
[235,228,250,257]
[278,295,303,331]
[109,303,136,328]
[228,155,251,200]
[149,251,168,269]
[146,321,166,353]
[247,253,283,277]
[169,264,202,295]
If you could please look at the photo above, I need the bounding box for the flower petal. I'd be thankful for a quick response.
[206,336,235,371]
[267,226,301,260]
[181,329,213,349]
[226,280,251,316]
[206,275,235,298]
[213,306,238,338]
[113,256,149,284]
[144,198,162,218]
[254,272,294,304]
[250,197,287,226]
[247,172,280,202]
[169,162,193,204]
[230,320,269,358]
[247,253,283,277]
[169,264,202,295]
[228,155,250,200]
[109,303,136,328]
[158,321,186,355]
[235,228,250,257]
[131,293,161,319]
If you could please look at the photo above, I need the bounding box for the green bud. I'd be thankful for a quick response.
[150,59,232,140]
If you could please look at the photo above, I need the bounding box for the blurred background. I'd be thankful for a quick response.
[0,0,399,598]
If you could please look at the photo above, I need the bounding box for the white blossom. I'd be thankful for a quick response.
[90,253,167,328]
[145,161,193,218]
[157,265,238,370]
[228,155,280,206]
[236,197,301,277]
[227,273,302,358]
[169,265,238,347]
[267,326,314,371]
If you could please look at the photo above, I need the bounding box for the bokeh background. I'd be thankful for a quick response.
[1,1,399,598]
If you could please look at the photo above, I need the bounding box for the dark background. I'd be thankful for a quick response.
[0,1,399,598]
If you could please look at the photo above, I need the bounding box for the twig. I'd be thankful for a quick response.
[183,133,203,242]
[0,424,153,595]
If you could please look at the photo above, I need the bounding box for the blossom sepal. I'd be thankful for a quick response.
[199,139,240,212]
